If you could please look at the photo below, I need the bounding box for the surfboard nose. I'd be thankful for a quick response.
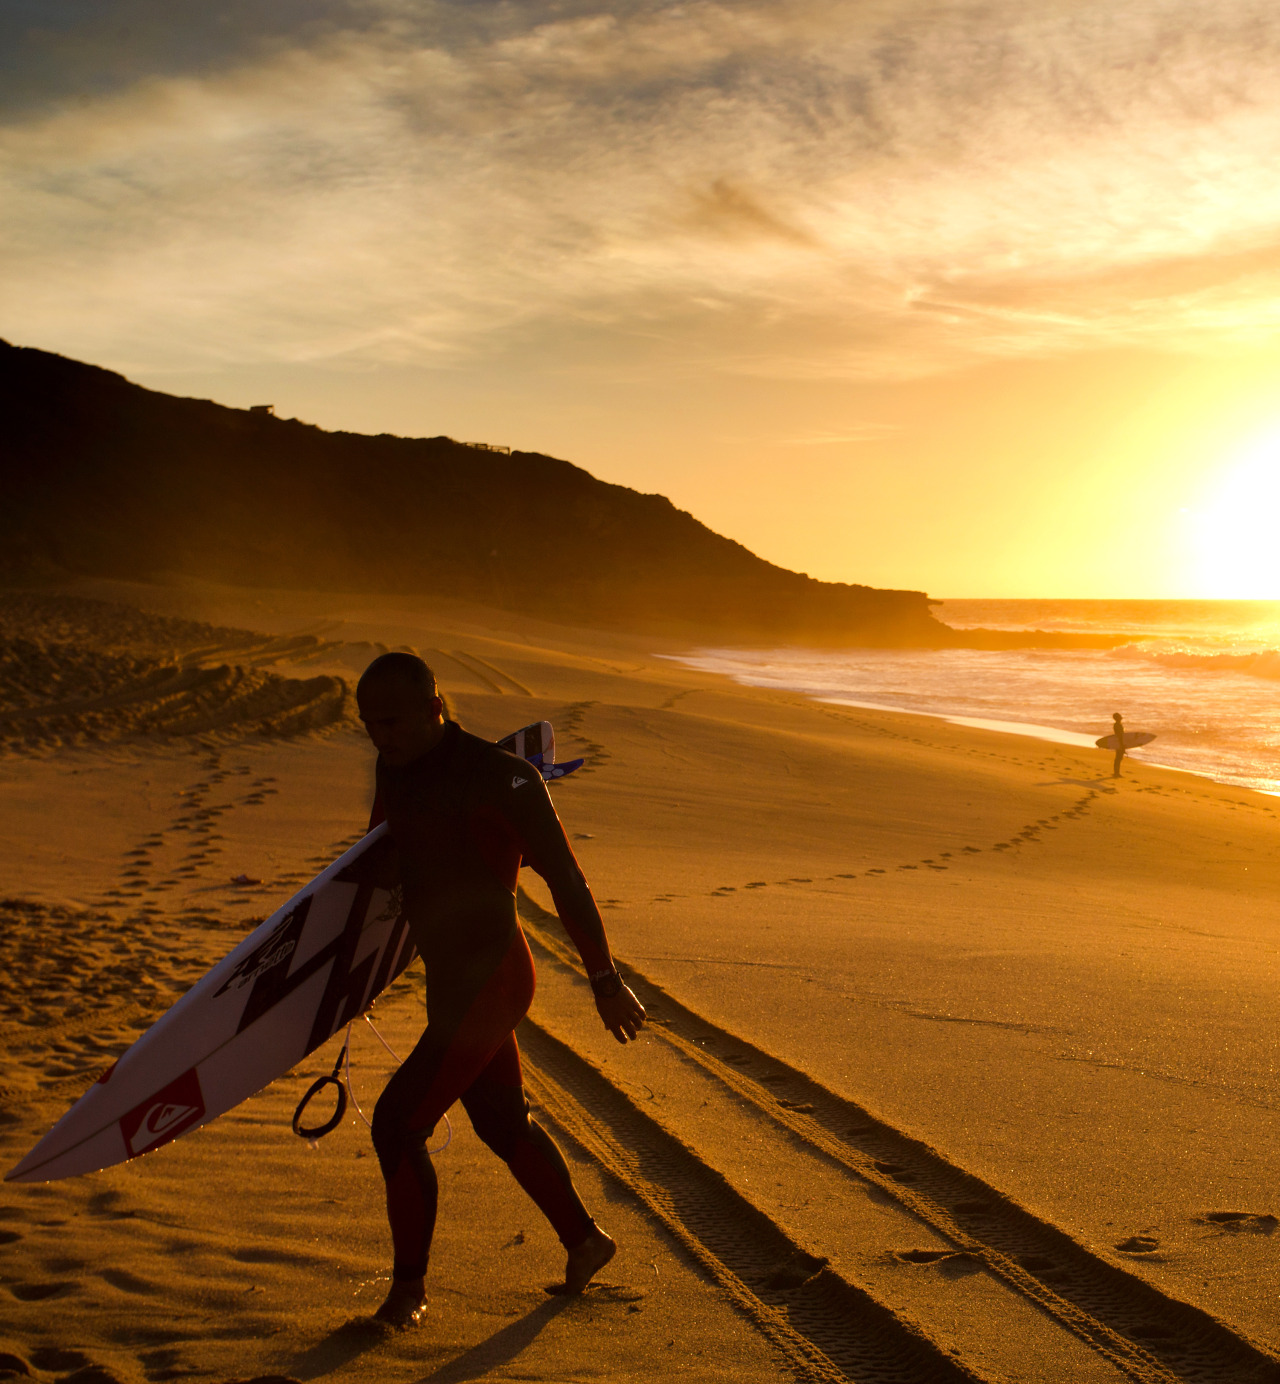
[5,1118,127,1183]
[5,1154,41,1182]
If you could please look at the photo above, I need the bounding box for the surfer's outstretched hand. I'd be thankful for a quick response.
[597,984,646,1044]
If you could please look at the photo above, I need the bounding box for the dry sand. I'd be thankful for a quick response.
[3,579,1280,1384]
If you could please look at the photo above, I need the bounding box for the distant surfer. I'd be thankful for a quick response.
[1110,712,1125,777]
[356,653,646,1326]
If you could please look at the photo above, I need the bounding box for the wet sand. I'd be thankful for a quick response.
[2,580,1280,1384]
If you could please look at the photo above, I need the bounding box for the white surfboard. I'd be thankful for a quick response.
[7,720,575,1184]
[1095,731,1156,750]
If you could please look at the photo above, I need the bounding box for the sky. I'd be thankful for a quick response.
[5,0,1280,598]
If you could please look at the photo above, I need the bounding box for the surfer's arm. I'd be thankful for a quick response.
[512,778,611,973]
[504,771,645,1042]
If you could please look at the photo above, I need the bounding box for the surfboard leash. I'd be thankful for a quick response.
[292,1038,349,1141]
[291,1016,452,1154]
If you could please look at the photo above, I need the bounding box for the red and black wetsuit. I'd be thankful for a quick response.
[369,720,613,1280]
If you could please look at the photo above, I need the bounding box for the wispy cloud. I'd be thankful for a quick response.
[782,425,901,444]
[5,0,1280,380]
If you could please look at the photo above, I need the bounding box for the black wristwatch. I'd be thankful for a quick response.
[590,967,624,1000]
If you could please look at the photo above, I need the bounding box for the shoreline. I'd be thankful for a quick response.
[663,649,1280,798]
[822,697,1280,796]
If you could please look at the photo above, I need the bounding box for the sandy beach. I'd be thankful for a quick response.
[3,580,1280,1384]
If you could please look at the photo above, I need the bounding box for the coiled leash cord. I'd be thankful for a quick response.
[292,1014,453,1153]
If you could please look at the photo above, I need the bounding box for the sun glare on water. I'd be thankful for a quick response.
[1189,426,1280,599]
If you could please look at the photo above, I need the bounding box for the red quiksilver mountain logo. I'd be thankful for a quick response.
[120,1067,206,1158]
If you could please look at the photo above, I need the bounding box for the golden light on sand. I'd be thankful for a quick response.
[1189,424,1280,599]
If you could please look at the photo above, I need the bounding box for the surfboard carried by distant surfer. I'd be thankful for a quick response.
[1094,731,1156,751]
[6,720,582,1184]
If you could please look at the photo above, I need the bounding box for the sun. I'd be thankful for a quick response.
[1188,425,1280,599]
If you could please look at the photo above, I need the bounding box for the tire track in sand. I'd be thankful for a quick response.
[453,649,533,696]
[518,892,1280,1384]
[425,648,505,696]
[520,1020,985,1384]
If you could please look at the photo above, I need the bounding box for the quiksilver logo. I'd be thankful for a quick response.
[128,1102,199,1155]
[512,775,528,788]
[120,1067,206,1161]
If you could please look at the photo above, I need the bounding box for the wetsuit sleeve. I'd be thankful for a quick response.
[369,789,386,832]
[501,769,614,977]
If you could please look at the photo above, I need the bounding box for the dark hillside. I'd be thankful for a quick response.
[0,340,946,643]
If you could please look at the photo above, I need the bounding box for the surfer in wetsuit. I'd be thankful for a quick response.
[356,652,646,1326]
[1111,712,1125,778]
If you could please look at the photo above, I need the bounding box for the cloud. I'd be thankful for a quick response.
[5,0,1280,380]
[781,425,901,445]
[683,179,819,247]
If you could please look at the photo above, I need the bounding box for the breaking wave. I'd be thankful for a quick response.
[1114,646,1280,681]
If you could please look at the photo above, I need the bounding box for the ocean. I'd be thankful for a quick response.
[671,600,1280,796]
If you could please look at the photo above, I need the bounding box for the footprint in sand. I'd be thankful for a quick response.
[9,1280,78,1301]
[895,1249,981,1276]
[1115,1235,1160,1254]
[96,1268,158,1296]
[759,1252,828,1290]
[88,1189,130,1219]
[31,1348,92,1373]
[58,1367,126,1384]
[1199,1211,1278,1233]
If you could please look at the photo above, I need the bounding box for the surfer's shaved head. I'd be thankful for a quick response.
[357,654,446,766]
[358,653,438,704]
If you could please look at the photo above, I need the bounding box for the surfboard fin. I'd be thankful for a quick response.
[541,759,584,781]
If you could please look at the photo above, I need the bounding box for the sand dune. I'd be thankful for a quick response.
[3,582,1280,1384]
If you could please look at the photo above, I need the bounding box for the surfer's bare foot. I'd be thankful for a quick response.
[558,1226,616,1295]
[374,1276,426,1327]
